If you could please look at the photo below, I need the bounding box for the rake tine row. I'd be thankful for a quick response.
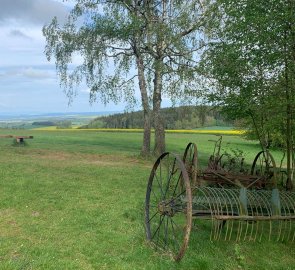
[192,187,295,242]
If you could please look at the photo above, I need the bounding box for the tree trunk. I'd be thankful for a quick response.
[133,6,151,156]
[153,61,165,155]
[136,55,151,156]
[285,73,293,190]
[286,101,293,190]
[284,27,294,191]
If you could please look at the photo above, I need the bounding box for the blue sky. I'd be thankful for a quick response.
[0,0,128,114]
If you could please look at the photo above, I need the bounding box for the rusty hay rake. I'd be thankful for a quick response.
[145,141,295,261]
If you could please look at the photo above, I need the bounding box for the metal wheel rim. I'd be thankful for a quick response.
[251,151,277,188]
[183,142,198,187]
[145,152,192,261]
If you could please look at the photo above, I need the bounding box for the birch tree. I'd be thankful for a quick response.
[43,1,153,155]
[43,0,208,155]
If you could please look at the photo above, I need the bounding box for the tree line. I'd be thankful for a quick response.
[32,120,72,129]
[81,106,232,129]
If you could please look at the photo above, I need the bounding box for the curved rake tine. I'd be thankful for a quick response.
[245,190,256,241]
[214,188,226,240]
[259,190,272,241]
[222,189,233,241]
[209,187,223,241]
[285,192,295,242]
[218,188,231,241]
[201,187,215,241]
[227,189,242,241]
[280,192,293,241]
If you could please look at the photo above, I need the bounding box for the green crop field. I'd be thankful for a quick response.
[0,129,294,269]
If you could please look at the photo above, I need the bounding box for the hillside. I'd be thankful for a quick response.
[82,106,232,129]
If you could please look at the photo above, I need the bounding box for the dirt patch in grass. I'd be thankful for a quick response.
[86,158,151,168]
[0,209,22,237]
[28,149,72,161]
[25,149,152,168]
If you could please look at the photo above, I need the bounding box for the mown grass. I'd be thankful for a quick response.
[0,129,294,270]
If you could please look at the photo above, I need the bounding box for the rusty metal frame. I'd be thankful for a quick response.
[145,140,295,261]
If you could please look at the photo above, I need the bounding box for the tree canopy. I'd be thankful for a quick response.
[201,0,295,189]
[43,0,208,155]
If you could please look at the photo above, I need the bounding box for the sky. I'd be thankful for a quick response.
[0,0,127,114]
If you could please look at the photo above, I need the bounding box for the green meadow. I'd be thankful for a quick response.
[0,129,294,269]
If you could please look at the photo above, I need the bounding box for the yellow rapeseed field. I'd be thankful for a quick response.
[32,126,244,135]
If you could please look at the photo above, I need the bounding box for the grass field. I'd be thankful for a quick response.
[0,129,294,269]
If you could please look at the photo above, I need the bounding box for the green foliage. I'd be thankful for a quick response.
[32,121,56,126]
[201,0,295,149]
[56,120,72,129]
[234,244,246,269]
[43,1,140,106]
[221,148,247,173]
[83,119,104,129]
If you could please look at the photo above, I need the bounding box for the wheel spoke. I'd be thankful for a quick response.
[171,217,183,231]
[164,158,176,198]
[164,216,169,249]
[148,210,160,223]
[172,173,182,197]
[154,173,165,199]
[151,186,160,203]
[166,189,186,206]
[170,216,180,250]
[152,214,164,240]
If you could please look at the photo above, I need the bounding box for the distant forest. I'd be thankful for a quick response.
[81,106,233,129]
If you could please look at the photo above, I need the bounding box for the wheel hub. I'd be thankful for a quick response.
[158,200,176,217]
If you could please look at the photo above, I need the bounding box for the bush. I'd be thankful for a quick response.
[56,120,72,129]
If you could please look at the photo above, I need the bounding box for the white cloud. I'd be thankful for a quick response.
[21,67,52,79]
[0,67,54,80]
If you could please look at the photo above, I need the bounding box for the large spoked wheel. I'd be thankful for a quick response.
[251,151,277,188]
[145,152,192,261]
[183,143,198,187]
